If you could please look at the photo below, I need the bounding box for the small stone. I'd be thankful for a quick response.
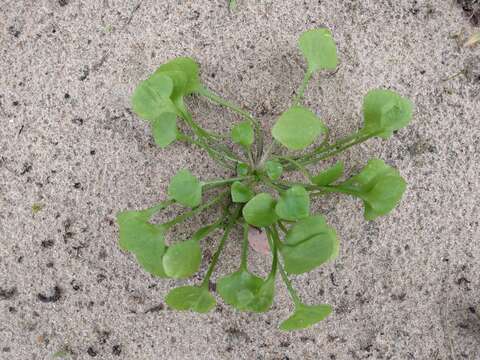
[248,227,270,255]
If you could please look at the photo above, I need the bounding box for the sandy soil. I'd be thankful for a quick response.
[1,0,479,359]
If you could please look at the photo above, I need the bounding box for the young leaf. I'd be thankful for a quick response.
[156,57,201,94]
[254,277,275,311]
[131,73,177,121]
[279,303,332,331]
[298,28,338,73]
[162,239,202,279]
[153,70,188,104]
[272,106,326,150]
[236,162,250,176]
[311,161,344,186]
[279,215,338,274]
[231,120,254,148]
[265,160,283,181]
[336,159,406,220]
[135,245,169,278]
[165,286,216,313]
[168,169,202,208]
[231,181,254,203]
[362,89,413,139]
[242,193,278,227]
[151,113,177,148]
[217,271,274,312]
[275,185,310,221]
[117,210,169,277]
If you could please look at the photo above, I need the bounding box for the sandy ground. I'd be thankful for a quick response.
[1,0,479,359]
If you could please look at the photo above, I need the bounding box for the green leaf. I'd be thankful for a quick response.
[131,73,177,121]
[217,271,274,312]
[165,286,216,313]
[279,303,332,331]
[242,193,278,227]
[236,162,250,176]
[272,106,326,150]
[311,161,344,186]
[298,28,338,73]
[231,181,254,203]
[265,160,283,181]
[275,185,310,221]
[117,207,161,253]
[150,112,177,148]
[336,159,407,220]
[135,245,169,278]
[280,215,338,274]
[154,70,188,105]
[231,120,254,148]
[255,277,276,309]
[168,169,202,208]
[156,57,201,95]
[117,209,169,277]
[362,89,413,139]
[162,239,202,279]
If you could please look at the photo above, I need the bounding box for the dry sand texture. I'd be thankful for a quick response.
[1,0,479,359]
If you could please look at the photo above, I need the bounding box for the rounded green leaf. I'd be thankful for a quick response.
[280,215,338,274]
[118,210,153,252]
[279,303,332,331]
[242,193,278,227]
[340,159,392,191]
[231,120,254,148]
[168,169,202,208]
[265,160,283,181]
[311,161,344,186]
[131,73,176,121]
[165,286,216,313]
[135,245,169,278]
[272,106,326,150]
[254,277,275,311]
[337,159,406,220]
[231,181,254,203]
[217,271,274,312]
[156,57,201,94]
[298,28,338,73]
[362,89,413,139]
[236,162,250,176]
[151,113,177,148]
[275,185,310,221]
[154,70,188,104]
[362,176,406,220]
[116,201,173,277]
[117,210,168,277]
[162,239,202,279]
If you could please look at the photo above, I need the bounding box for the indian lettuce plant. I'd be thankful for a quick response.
[117,28,413,331]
